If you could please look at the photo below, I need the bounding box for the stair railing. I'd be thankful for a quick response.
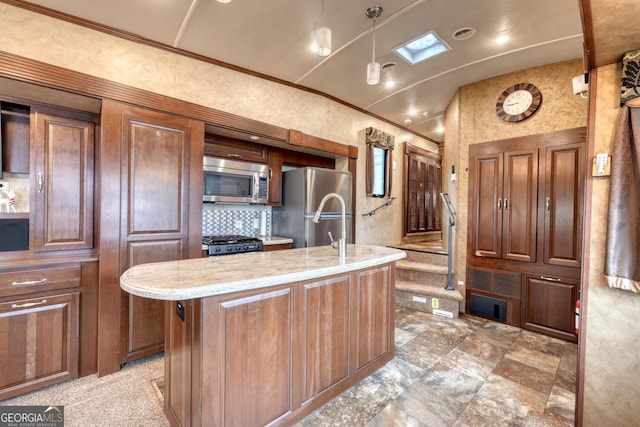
[440,193,456,291]
[361,197,397,217]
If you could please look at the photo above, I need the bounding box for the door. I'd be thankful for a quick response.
[470,148,537,262]
[32,111,94,251]
[119,108,198,363]
[543,142,585,267]
[406,149,442,234]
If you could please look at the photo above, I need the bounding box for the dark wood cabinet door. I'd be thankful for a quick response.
[502,150,538,262]
[302,275,350,401]
[32,111,94,251]
[220,288,293,426]
[543,142,585,267]
[353,264,393,370]
[522,273,578,341]
[406,152,442,233]
[471,152,503,258]
[204,134,268,163]
[268,148,283,206]
[1,103,30,174]
[0,292,79,400]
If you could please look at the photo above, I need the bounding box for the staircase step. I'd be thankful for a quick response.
[391,247,448,265]
[396,260,448,274]
[395,279,463,318]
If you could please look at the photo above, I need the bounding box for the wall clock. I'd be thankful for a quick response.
[496,83,542,122]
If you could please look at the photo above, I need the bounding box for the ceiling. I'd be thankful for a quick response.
[16,0,588,142]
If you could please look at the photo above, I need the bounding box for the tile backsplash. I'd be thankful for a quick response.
[202,203,271,237]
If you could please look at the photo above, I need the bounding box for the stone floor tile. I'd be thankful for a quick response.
[492,357,557,395]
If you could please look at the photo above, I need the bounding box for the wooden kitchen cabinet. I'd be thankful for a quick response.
[204,133,268,163]
[522,273,578,340]
[32,111,94,252]
[466,128,585,341]
[268,148,283,206]
[470,147,538,263]
[0,291,80,400]
[1,102,30,174]
[164,263,396,426]
[98,100,204,369]
[543,142,585,268]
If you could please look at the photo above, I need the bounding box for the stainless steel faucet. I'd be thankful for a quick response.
[312,192,347,261]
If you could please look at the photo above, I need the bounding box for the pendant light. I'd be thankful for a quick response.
[316,0,331,57]
[366,6,383,85]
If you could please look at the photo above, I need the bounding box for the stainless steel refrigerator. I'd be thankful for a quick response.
[273,167,352,248]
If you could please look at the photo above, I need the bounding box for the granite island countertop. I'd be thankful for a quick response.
[120,244,406,300]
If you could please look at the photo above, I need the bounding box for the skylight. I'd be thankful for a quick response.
[394,30,450,65]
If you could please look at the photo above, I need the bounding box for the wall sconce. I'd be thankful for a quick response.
[366,6,383,85]
[572,74,589,98]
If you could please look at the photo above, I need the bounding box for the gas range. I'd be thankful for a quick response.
[202,234,263,257]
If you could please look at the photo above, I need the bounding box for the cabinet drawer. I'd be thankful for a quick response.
[0,292,79,400]
[0,265,81,298]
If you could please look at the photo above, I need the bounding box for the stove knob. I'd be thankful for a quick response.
[236,245,241,251]
[226,246,232,252]
[215,247,221,253]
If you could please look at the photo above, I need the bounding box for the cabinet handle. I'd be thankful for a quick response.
[546,197,551,212]
[38,172,44,193]
[497,198,502,211]
[269,167,273,180]
[227,153,243,159]
[540,275,562,282]
[12,299,48,309]
[503,198,508,211]
[12,278,48,287]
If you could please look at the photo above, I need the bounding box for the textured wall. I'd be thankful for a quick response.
[582,63,640,427]
[449,58,588,291]
[0,3,439,246]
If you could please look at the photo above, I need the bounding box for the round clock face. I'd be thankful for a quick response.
[496,83,542,122]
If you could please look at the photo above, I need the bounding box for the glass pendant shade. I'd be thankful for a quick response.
[316,26,332,57]
[367,61,380,85]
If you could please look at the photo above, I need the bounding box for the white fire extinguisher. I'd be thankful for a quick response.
[575,299,580,335]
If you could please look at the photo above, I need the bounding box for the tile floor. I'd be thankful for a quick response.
[0,307,576,426]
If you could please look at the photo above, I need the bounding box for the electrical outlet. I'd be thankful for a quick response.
[0,180,9,191]
[412,295,427,304]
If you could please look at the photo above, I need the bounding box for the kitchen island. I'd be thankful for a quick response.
[120,244,405,427]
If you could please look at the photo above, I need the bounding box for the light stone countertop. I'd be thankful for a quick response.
[259,235,293,245]
[120,244,406,300]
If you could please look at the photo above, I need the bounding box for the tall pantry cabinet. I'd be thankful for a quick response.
[0,104,98,400]
[466,127,585,341]
[98,100,204,373]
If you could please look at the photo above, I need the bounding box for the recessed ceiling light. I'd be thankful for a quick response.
[404,119,413,125]
[217,0,232,3]
[385,81,396,88]
[496,35,508,45]
[422,112,430,118]
[436,126,445,133]
[394,30,451,65]
[408,109,417,116]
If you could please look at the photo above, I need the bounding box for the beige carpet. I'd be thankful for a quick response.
[0,354,169,427]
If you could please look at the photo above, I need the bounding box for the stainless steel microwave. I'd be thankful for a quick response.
[203,157,268,204]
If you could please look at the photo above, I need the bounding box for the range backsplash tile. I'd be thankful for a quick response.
[203,203,271,237]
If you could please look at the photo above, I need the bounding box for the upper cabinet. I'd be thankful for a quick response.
[204,134,268,163]
[1,102,30,174]
[31,111,95,252]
